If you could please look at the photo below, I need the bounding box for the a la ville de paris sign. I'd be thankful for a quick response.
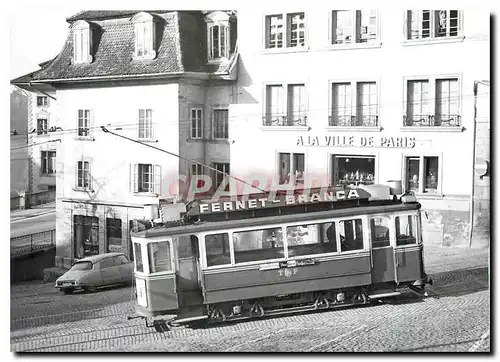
[296,135,416,148]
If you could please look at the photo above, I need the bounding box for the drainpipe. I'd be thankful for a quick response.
[469,82,478,248]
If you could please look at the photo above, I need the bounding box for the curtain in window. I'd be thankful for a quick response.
[266,85,284,124]
[436,79,458,123]
[213,110,228,138]
[332,83,352,125]
[357,82,378,126]
[288,84,306,124]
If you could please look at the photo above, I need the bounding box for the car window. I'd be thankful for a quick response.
[114,255,129,265]
[100,258,116,269]
[71,261,93,271]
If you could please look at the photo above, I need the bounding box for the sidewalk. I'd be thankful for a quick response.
[11,202,56,222]
[424,244,489,275]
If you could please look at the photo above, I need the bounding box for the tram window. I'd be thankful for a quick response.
[176,235,194,258]
[233,227,284,263]
[396,215,417,246]
[370,217,390,248]
[133,243,143,273]
[339,219,364,252]
[148,241,172,273]
[286,222,337,256]
[205,233,231,267]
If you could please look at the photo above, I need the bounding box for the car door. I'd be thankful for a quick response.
[114,255,133,284]
[99,257,121,285]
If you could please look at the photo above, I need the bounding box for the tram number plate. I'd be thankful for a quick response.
[278,268,298,278]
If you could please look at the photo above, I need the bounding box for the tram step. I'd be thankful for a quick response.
[368,292,401,299]
[172,315,209,325]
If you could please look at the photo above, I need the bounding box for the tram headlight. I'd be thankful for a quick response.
[135,278,148,307]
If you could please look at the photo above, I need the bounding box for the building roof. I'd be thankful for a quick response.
[12,10,237,84]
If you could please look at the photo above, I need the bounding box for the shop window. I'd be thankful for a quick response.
[233,227,284,264]
[370,216,390,248]
[278,152,305,185]
[332,155,375,187]
[148,241,172,273]
[286,222,337,257]
[106,218,122,253]
[73,215,99,258]
[339,218,364,252]
[205,233,231,266]
[396,215,417,246]
[404,156,440,194]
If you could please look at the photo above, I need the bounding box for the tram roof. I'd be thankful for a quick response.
[131,201,421,239]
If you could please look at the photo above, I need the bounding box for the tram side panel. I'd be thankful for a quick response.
[201,254,372,304]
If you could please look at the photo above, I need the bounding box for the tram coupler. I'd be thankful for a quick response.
[143,318,170,333]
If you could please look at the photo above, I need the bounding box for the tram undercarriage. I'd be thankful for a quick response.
[133,280,431,333]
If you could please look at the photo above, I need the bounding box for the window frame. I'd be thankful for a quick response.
[369,214,392,249]
[75,158,92,191]
[329,10,381,48]
[131,163,161,195]
[37,95,49,107]
[328,78,381,129]
[212,162,230,192]
[137,108,154,141]
[190,108,204,139]
[131,12,157,60]
[37,118,49,135]
[402,154,443,196]
[76,109,94,139]
[329,153,378,188]
[40,150,56,176]
[147,240,174,274]
[404,10,463,43]
[72,21,93,65]
[277,151,306,186]
[263,81,309,128]
[402,74,462,130]
[212,108,229,140]
[263,12,308,52]
[106,218,122,253]
[394,213,419,247]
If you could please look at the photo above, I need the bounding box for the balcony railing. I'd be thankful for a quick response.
[262,115,308,127]
[328,115,379,127]
[403,114,461,127]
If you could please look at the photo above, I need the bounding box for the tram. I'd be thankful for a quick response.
[129,183,432,332]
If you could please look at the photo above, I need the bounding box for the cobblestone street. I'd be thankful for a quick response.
[11,245,490,352]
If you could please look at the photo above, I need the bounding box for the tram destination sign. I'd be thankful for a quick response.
[191,187,371,215]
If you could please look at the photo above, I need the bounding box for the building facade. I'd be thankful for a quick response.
[12,10,238,268]
[228,9,490,247]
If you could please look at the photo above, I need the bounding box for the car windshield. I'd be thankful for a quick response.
[71,261,93,271]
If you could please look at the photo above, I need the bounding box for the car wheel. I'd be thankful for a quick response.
[63,288,74,295]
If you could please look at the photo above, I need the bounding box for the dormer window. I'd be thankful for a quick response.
[72,21,93,64]
[131,12,157,60]
[205,11,236,62]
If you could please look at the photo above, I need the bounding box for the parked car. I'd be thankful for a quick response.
[55,253,134,294]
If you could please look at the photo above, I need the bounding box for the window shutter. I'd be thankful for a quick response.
[150,109,154,140]
[154,165,161,195]
[76,161,80,188]
[88,159,93,190]
[132,164,139,193]
[90,109,95,137]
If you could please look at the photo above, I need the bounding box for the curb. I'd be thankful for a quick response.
[11,210,55,223]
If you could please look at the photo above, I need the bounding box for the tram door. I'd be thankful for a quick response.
[369,215,396,284]
[174,235,204,309]
[393,214,422,283]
